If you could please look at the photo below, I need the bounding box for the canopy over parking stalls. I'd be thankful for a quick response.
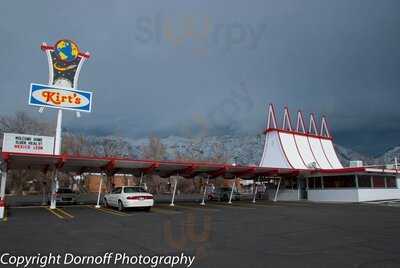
[0,151,302,212]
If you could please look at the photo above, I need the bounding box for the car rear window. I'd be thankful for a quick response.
[124,187,147,193]
[57,188,74,193]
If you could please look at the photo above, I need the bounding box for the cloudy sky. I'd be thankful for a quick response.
[0,0,399,155]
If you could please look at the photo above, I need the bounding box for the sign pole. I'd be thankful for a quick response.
[54,109,63,155]
[50,169,58,209]
[38,40,91,210]
[50,109,63,209]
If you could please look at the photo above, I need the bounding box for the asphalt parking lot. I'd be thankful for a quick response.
[1,201,400,268]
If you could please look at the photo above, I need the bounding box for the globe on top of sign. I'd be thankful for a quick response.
[55,40,79,62]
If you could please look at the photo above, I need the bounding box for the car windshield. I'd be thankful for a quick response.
[57,188,73,194]
[124,187,147,193]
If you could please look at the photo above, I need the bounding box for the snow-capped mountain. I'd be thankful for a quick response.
[128,135,265,165]
[374,146,400,165]
[127,134,380,167]
[334,144,375,166]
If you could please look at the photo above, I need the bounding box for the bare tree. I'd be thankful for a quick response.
[62,133,92,155]
[209,142,230,163]
[172,137,205,162]
[0,111,52,142]
[140,136,167,193]
[142,136,166,160]
[1,112,51,134]
[96,136,133,158]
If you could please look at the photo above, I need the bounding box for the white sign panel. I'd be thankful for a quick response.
[2,133,54,155]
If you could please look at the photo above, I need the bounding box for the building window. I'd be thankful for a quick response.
[307,177,322,189]
[284,177,298,189]
[386,177,397,188]
[372,176,385,188]
[323,175,356,188]
[357,175,372,188]
[315,177,322,188]
[307,178,313,189]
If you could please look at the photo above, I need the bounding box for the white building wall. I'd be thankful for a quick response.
[357,189,400,202]
[307,188,400,202]
[308,189,358,202]
[267,189,299,201]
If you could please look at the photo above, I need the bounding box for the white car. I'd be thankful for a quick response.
[103,186,154,211]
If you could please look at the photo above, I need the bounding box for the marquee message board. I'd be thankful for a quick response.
[2,133,55,155]
[29,83,93,113]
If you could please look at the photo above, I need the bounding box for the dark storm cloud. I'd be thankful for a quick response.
[0,0,399,155]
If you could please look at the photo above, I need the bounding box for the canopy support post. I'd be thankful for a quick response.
[50,169,59,210]
[274,177,282,202]
[95,173,105,209]
[139,172,144,186]
[170,174,178,207]
[297,177,300,200]
[252,177,259,204]
[0,163,8,220]
[200,175,210,206]
[228,177,236,204]
[0,163,7,199]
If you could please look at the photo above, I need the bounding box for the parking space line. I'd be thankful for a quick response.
[46,208,65,219]
[99,208,128,217]
[10,205,47,209]
[55,208,74,219]
[87,206,128,217]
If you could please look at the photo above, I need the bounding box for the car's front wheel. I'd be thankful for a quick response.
[118,200,124,211]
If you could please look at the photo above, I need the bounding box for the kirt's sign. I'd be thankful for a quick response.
[29,83,93,113]
[2,133,55,155]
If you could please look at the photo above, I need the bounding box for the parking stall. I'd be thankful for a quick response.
[0,152,300,221]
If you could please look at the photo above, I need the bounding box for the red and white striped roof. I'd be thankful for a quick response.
[260,104,343,170]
